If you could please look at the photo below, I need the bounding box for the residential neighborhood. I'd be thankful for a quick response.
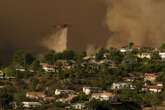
[1,44,165,110]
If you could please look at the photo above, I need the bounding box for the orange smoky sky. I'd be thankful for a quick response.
[1,0,165,64]
[0,0,110,54]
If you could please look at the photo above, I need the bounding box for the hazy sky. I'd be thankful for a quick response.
[0,0,110,55]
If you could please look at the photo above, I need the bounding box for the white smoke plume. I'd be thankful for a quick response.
[42,26,68,52]
[106,0,165,48]
[86,45,97,56]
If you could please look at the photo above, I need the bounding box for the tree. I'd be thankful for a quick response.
[62,50,76,60]
[43,50,76,63]
[121,53,139,72]
[53,101,68,108]
[133,79,144,92]
[119,88,143,104]
[128,42,134,49]
[44,50,55,64]
[160,43,165,50]
[3,66,16,77]
[31,60,41,71]
[0,88,14,109]
[95,48,107,61]
[156,72,165,84]
[143,93,162,110]
[30,78,39,90]
[25,53,34,65]
[151,52,161,61]
[109,49,123,64]
[88,100,112,110]
[71,93,89,103]
[12,50,34,68]
[12,50,26,67]
[75,51,86,62]
[14,91,26,104]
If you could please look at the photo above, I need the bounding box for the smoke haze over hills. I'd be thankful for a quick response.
[0,0,109,53]
[106,0,165,48]
[0,0,165,63]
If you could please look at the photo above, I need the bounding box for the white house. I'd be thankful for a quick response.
[137,53,151,59]
[159,52,165,59]
[123,77,136,82]
[41,63,55,72]
[71,103,86,110]
[83,87,91,95]
[120,48,127,53]
[143,83,163,93]
[111,82,128,90]
[83,87,102,95]
[22,102,42,108]
[0,71,4,79]
[120,48,132,53]
[55,89,75,96]
[91,92,114,101]
[0,85,5,89]
[16,67,26,72]
[26,92,46,100]
[148,86,163,93]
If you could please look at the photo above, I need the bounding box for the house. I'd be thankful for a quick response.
[95,59,114,66]
[83,87,102,95]
[144,73,159,82]
[95,60,107,65]
[147,86,163,93]
[143,83,163,93]
[26,92,46,100]
[156,83,163,87]
[120,47,132,53]
[83,56,95,61]
[56,94,77,104]
[22,102,42,108]
[159,52,165,59]
[16,67,26,72]
[111,82,134,90]
[41,60,73,72]
[137,53,151,59]
[0,71,5,79]
[29,69,34,73]
[0,85,5,89]
[83,87,91,95]
[71,103,86,110]
[103,53,110,59]
[55,89,75,96]
[91,92,114,101]
[123,77,136,82]
[120,48,127,53]
[43,97,55,102]
[56,60,73,70]
[40,63,55,72]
